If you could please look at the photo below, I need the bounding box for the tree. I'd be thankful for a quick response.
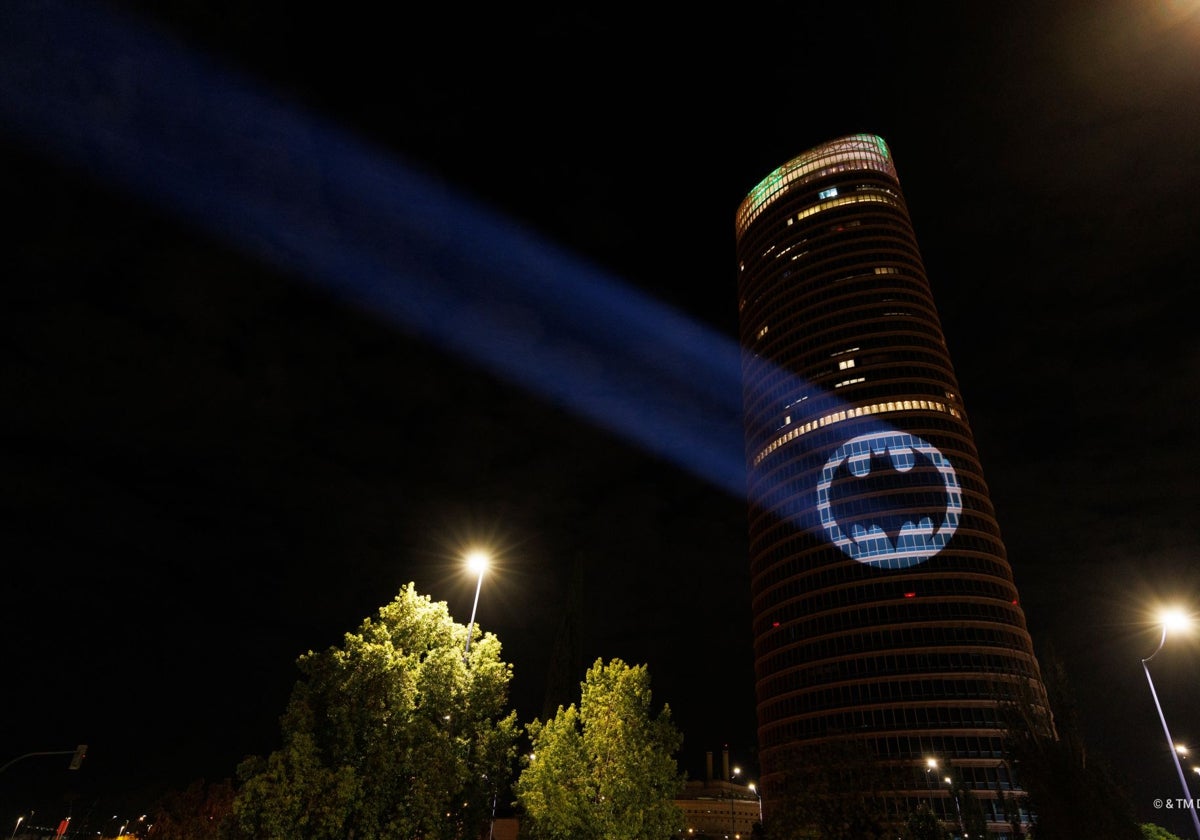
[234,583,519,840]
[147,779,239,840]
[515,657,684,840]
[999,644,1142,839]
[1141,824,1186,840]
[900,804,949,840]
[951,782,988,839]
[763,739,890,840]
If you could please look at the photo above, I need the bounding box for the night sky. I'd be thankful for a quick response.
[3,0,1200,835]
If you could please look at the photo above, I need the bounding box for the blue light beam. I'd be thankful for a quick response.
[1,0,865,512]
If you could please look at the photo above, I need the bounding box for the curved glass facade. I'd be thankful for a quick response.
[734,135,1049,836]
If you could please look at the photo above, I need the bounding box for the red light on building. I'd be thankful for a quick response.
[903,592,916,599]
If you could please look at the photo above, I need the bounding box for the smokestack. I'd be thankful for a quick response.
[705,751,713,783]
[723,747,730,781]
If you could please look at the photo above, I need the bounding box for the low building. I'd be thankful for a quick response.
[676,750,761,838]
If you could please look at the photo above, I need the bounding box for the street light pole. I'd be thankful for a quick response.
[925,758,939,811]
[464,551,488,656]
[10,816,23,840]
[748,782,763,826]
[729,765,741,839]
[1142,612,1200,840]
[944,775,965,838]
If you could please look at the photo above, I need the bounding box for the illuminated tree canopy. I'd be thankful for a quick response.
[515,657,684,840]
[233,583,518,840]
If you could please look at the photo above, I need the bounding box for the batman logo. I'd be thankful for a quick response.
[816,431,961,569]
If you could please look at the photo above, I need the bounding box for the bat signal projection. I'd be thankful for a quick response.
[817,431,962,568]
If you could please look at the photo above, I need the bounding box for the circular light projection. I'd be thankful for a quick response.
[816,431,962,569]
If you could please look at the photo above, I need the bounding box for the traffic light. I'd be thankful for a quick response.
[68,744,87,770]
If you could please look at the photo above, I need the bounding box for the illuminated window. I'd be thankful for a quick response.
[757,324,769,340]
[818,187,839,199]
[838,358,856,370]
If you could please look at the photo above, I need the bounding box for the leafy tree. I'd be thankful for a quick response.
[234,582,519,840]
[1000,644,1142,839]
[514,657,684,840]
[901,804,950,840]
[1142,825,1186,840]
[147,778,239,840]
[763,739,890,840]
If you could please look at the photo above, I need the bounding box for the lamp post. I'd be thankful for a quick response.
[10,816,23,840]
[1142,608,1200,840]
[748,781,763,826]
[463,551,488,656]
[925,757,939,811]
[727,764,742,838]
[944,775,965,838]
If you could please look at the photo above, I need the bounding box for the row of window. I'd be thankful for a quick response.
[756,303,945,364]
[739,246,927,320]
[742,327,945,401]
[757,601,1028,660]
[751,471,971,519]
[743,225,923,286]
[743,412,977,475]
[739,254,927,324]
[738,178,909,265]
[752,398,961,466]
[755,625,1036,677]
[748,535,1012,592]
[757,648,1039,698]
[761,673,1028,722]
[753,575,1019,631]
[759,703,1015,745]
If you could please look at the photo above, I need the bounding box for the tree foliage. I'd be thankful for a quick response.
[764,738,890,840]
[1000,644,1142,840]
[514,657,684,840]
[900,804,949,840]
[233,582,519,840]
[1141,824,1186,840]
[147,778,239,840]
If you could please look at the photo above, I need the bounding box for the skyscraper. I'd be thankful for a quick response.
[734,134,1048,835]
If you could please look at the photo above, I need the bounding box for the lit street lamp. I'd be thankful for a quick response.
[1142,608,1200,840]
[925,757,939,810]
[729,765,741,839]
[944,775,965,838]
[748,781,764,825]
[10,816,23,840]
[463,550,489,656]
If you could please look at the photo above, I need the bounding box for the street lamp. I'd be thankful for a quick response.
[729,765,741,839]
[463,550,489,656]
[944,775,965,838]
[10,816,23,840]
[1142,608,1200,840]
[748,781,764,825]
[925,757,939,810]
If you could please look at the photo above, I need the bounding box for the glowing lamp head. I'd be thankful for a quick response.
[926,757,938,769]
[1161,608,1192,634]
[466,551,489,576]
